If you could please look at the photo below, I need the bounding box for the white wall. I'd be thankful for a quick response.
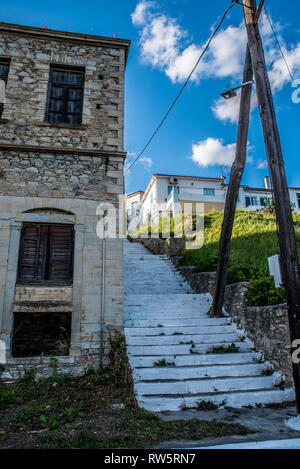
[139,176,300,223]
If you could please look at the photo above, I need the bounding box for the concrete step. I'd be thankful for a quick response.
[127,341,252,356]
[124,325,236,336]
[133,363,267,381]
[124,311,215,321]
[125,293,211,302]
[135,375,277,397]
[137,388,295,412]
[126,333,239,346]
[124,318,230,328]
[129,352,263,368]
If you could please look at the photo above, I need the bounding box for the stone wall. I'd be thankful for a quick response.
[130,236,186,257]
[0,23,129,152]
[0,149,123,200]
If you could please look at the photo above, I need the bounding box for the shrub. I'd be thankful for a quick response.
[0,386,17,411]
[246,277,286,306]
[226,261,264,285]
[196,253,219,273]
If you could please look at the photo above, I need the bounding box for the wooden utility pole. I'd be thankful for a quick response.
[242,0,300,411]
[211,44,253,318]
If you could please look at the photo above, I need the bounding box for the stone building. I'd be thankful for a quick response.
[0,22,130,379]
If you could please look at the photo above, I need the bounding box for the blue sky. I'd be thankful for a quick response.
[1,0,300,194]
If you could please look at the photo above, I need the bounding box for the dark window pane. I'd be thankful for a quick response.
[260,198,266,207]
[0,60,10,83]
[46,66,84,124]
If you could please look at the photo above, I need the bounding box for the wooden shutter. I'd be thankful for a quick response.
[48,225,74,282]
[18,224,48,281]
[18,224,74,283]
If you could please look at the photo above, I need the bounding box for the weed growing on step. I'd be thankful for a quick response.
[255,355,266,364]
[261,367,274,376]
[265,401,295,409]
[207,343,240,354]
[196,401,220,411]
[153,359,175,368]
[275,378,286,390]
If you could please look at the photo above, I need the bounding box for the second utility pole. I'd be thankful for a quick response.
[243,0,300,412]
[210,44,253,318]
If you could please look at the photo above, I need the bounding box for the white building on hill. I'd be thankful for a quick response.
[126,174,300,227]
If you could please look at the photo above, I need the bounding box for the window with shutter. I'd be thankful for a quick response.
[0,58,10,83]
[18,224,74,284]
[45,65,85,125]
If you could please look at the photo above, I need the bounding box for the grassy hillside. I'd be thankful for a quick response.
[131,209,300,305]
[181,210,300,281]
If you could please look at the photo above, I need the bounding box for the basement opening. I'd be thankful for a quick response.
[12,312,71,357]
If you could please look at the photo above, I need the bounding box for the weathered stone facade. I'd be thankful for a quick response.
[0,22,130,380]
[0,23,127,151]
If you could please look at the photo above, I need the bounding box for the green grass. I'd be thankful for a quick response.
[0,356,251,449]
[39,410,250,449]
[180,209,300,287]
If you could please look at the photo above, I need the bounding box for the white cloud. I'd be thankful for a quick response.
[139,156,153,169]
[257,159,268,170]
[204,24,247,79]
[124,152,153,175]
[268,44,300,92]
[131,1,154,26]
[191,138,236,168]
[212,88,258,124]
[140,15,185,69]
[131,3,300,124]
[132,3,247,85]
[166,43,203,82]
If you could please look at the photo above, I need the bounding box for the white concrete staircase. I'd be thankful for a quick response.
[124,240,295,412]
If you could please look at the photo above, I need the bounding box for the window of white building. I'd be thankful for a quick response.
[204,188,215,196]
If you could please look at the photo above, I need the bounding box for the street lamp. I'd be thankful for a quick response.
[221,80,255,100]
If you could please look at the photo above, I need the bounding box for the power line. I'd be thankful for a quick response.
[125,0,239,174]
[264,5,294,83]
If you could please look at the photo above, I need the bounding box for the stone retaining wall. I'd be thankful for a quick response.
[175,267,293,386]
[129,236,186,257]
